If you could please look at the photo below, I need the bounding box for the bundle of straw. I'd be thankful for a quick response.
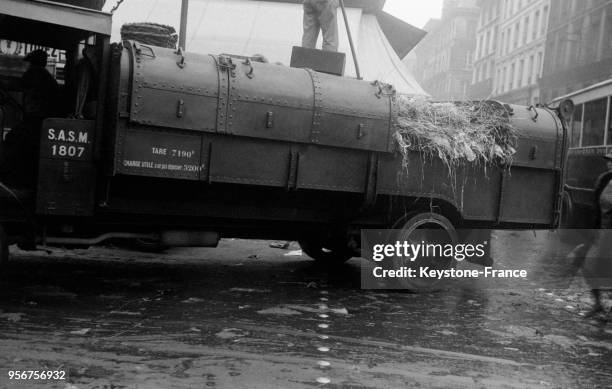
[121,23,178,49]
[393,95,518,169]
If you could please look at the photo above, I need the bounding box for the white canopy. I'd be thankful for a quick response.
[107,0,426,95]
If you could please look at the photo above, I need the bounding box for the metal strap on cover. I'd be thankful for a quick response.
[213,55,230,134]
[305,68,322,144]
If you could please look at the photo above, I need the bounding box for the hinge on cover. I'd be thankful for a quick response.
[218,55,237,78]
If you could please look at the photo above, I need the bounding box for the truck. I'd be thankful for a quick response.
[0,0,570,289]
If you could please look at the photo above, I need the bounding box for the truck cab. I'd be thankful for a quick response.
[0,0,111,257]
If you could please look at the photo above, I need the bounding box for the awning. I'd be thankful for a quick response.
[0,0,112,48]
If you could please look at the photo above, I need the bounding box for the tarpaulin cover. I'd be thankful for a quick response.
[107,0,426,95]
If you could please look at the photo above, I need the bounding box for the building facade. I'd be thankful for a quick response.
[413,0,479,100]
[468,0,501,99]
[540,0,612,102]
[493,0,550,105]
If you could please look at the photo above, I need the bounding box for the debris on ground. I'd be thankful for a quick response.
[0,312,24,322]
[182,297,204,304]
[70,328,91,335]
[229,288,270,293]
[257,307,302,316]
[330,307,349,315]
[284,250,303,257]
[270,242,291,249]
[109,311,142,316]
[215,328,247,339]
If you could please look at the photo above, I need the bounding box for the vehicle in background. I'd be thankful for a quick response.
[552,79,612,229]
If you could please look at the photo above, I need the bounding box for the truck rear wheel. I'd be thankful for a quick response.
[390,213,458,291]
[299,240,353,265]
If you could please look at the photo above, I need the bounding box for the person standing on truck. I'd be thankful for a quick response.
[302,0,339,52]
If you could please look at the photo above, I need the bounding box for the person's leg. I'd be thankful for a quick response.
[302,0,320,49]
[584,289,604,317]
[319,0,339,52]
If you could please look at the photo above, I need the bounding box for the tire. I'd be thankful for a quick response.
[299,240,354,265]
[390,213,458,291]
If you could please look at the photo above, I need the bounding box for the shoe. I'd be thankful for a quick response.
[584,304,604,318]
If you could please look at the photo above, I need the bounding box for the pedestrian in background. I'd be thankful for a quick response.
[570,152,612,318]
[583,153,612,317]
[302,0,339,52]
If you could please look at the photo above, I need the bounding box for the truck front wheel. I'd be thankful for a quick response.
[390,213,458,291]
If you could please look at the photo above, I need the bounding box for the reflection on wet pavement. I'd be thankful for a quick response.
[0,233,610,388]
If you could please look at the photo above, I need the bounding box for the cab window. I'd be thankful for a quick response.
[581,98,607,147]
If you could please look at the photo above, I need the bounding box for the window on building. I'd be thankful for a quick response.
[582,98,607,146]
[455,18,467,38]
[571,104,583,147]
[534,10,540,40]
[536,51,543,79]
[582,13,601,65]
[523,16,530,44]
[496,68,501,94]
[500,31,505,55]
[541,6,549,36]
[502,67,507,93]
[518,59,524,87]
[528,55,534,84]
[514,22,520,49]
[485,31,491,55]
[509,63,515,90]
[491,26,498,54]
[506,27,511,53]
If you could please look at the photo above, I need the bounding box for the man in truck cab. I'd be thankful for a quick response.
[0,49,59,187]
[21,50,59,122]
